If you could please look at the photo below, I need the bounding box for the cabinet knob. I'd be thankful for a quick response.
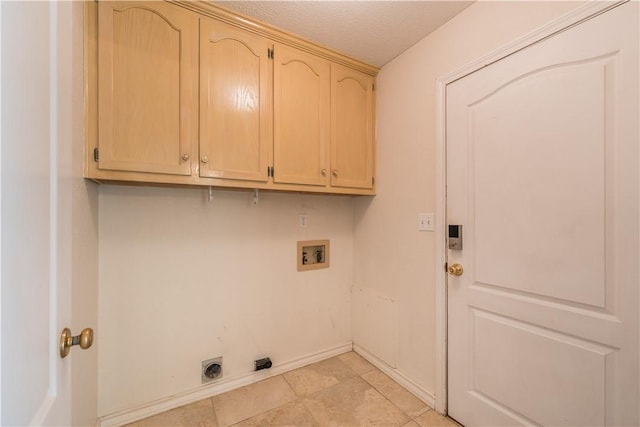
[201,156,208,164]
[332,170,338,177]
[182,154,190,161]
[321,169,327,176]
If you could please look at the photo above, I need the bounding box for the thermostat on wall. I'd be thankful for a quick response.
[297,240,330,271]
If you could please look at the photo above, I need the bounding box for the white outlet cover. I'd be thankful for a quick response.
[418,213,434,231]
[299,214,308,228]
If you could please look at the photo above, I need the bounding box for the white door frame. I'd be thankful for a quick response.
[433,0,627,415]
[0,4,3,422]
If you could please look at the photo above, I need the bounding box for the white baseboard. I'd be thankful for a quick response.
[353,344,436,409]
[98,343,353,427]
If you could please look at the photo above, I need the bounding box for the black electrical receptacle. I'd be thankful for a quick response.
[255,357,272,371]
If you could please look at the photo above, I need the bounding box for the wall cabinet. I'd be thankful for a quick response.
[95,1,198,176]
[86,1,377,195]
[199,17,271,183]
[273,43,330,187]
[331,64,375,190]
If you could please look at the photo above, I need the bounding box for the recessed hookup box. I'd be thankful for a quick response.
[297,239,330,271]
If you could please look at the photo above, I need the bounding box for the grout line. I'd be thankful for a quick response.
[130,351,445,427]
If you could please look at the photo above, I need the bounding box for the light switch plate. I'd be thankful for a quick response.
[418,213,434,231]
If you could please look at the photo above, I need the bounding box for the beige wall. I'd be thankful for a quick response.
[353,0,583,397]
[69,1,100,425]
[98,187,353,416]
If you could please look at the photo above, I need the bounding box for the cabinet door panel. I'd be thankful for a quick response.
[273,44,329,186]
[200,18,270,182]
[98,1,197,175]
[331,64,374,189]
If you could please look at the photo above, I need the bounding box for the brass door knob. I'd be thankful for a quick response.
[332,170,338,177]
[60,327,94,358]
[321,169,327,176]
[448,263,463,276]
[201,156,209,164]
[182,153,190,161]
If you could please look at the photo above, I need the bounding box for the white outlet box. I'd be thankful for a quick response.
[299,214,308,228]
[418,213,434,231]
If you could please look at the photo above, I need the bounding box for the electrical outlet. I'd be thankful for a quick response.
[201,357,223,383]
[299,214,308,228]
[418,213,434,231]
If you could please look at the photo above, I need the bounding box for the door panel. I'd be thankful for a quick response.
[447,3,638,426]
[330,64,374,189]
[2,1,97,425]
[273,44,329,186]
[199,17,270,182]
[1,3,53,423]
[470,308,609,426]
[98,1,197,175]
[472,56,613,308]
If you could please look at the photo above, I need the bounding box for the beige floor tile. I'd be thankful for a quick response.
[402,421,421,427]
[230,401,318,427]
[125,399,217,427]
[212,376,297,427]
[302,376,411,426]
[283,357,357,397]
[337,351,376,375]
[414,410,460,427]
[361,369,429,418]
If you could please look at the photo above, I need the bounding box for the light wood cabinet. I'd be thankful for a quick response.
[330,64,375,190]
[86,1,377,195]
[199,17,271,182]
[273,44,330,187]
[96,1,198,176]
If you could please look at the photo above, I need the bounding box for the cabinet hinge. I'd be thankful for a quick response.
[268,48,274,59]
[372,177,375,186]
[93,147,99,162]
[444,262,448,272]
[267,166,274,177]
[372,83,375,91]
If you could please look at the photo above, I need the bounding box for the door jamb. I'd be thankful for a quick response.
[433,0,626,415]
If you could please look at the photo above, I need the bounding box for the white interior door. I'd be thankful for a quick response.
[446,2,639,426]
[1,2,98,425]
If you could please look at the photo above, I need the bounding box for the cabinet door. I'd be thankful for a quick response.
[200,18,270,182]
[98,1,197,175]
[330,64,375,189]
[273,44,330,186]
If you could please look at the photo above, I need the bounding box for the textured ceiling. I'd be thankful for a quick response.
[212,1,474,67]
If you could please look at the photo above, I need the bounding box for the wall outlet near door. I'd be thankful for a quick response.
[418,213,434,231]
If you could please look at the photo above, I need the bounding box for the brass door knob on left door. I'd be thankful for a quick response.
[60,327,94,358]
[448,263,464,276]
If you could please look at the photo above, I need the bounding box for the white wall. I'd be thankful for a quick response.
[68,2,100,424]
[353,0,584,398]
[98,187,354,416]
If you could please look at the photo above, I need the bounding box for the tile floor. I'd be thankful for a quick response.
[125,352,461,427]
